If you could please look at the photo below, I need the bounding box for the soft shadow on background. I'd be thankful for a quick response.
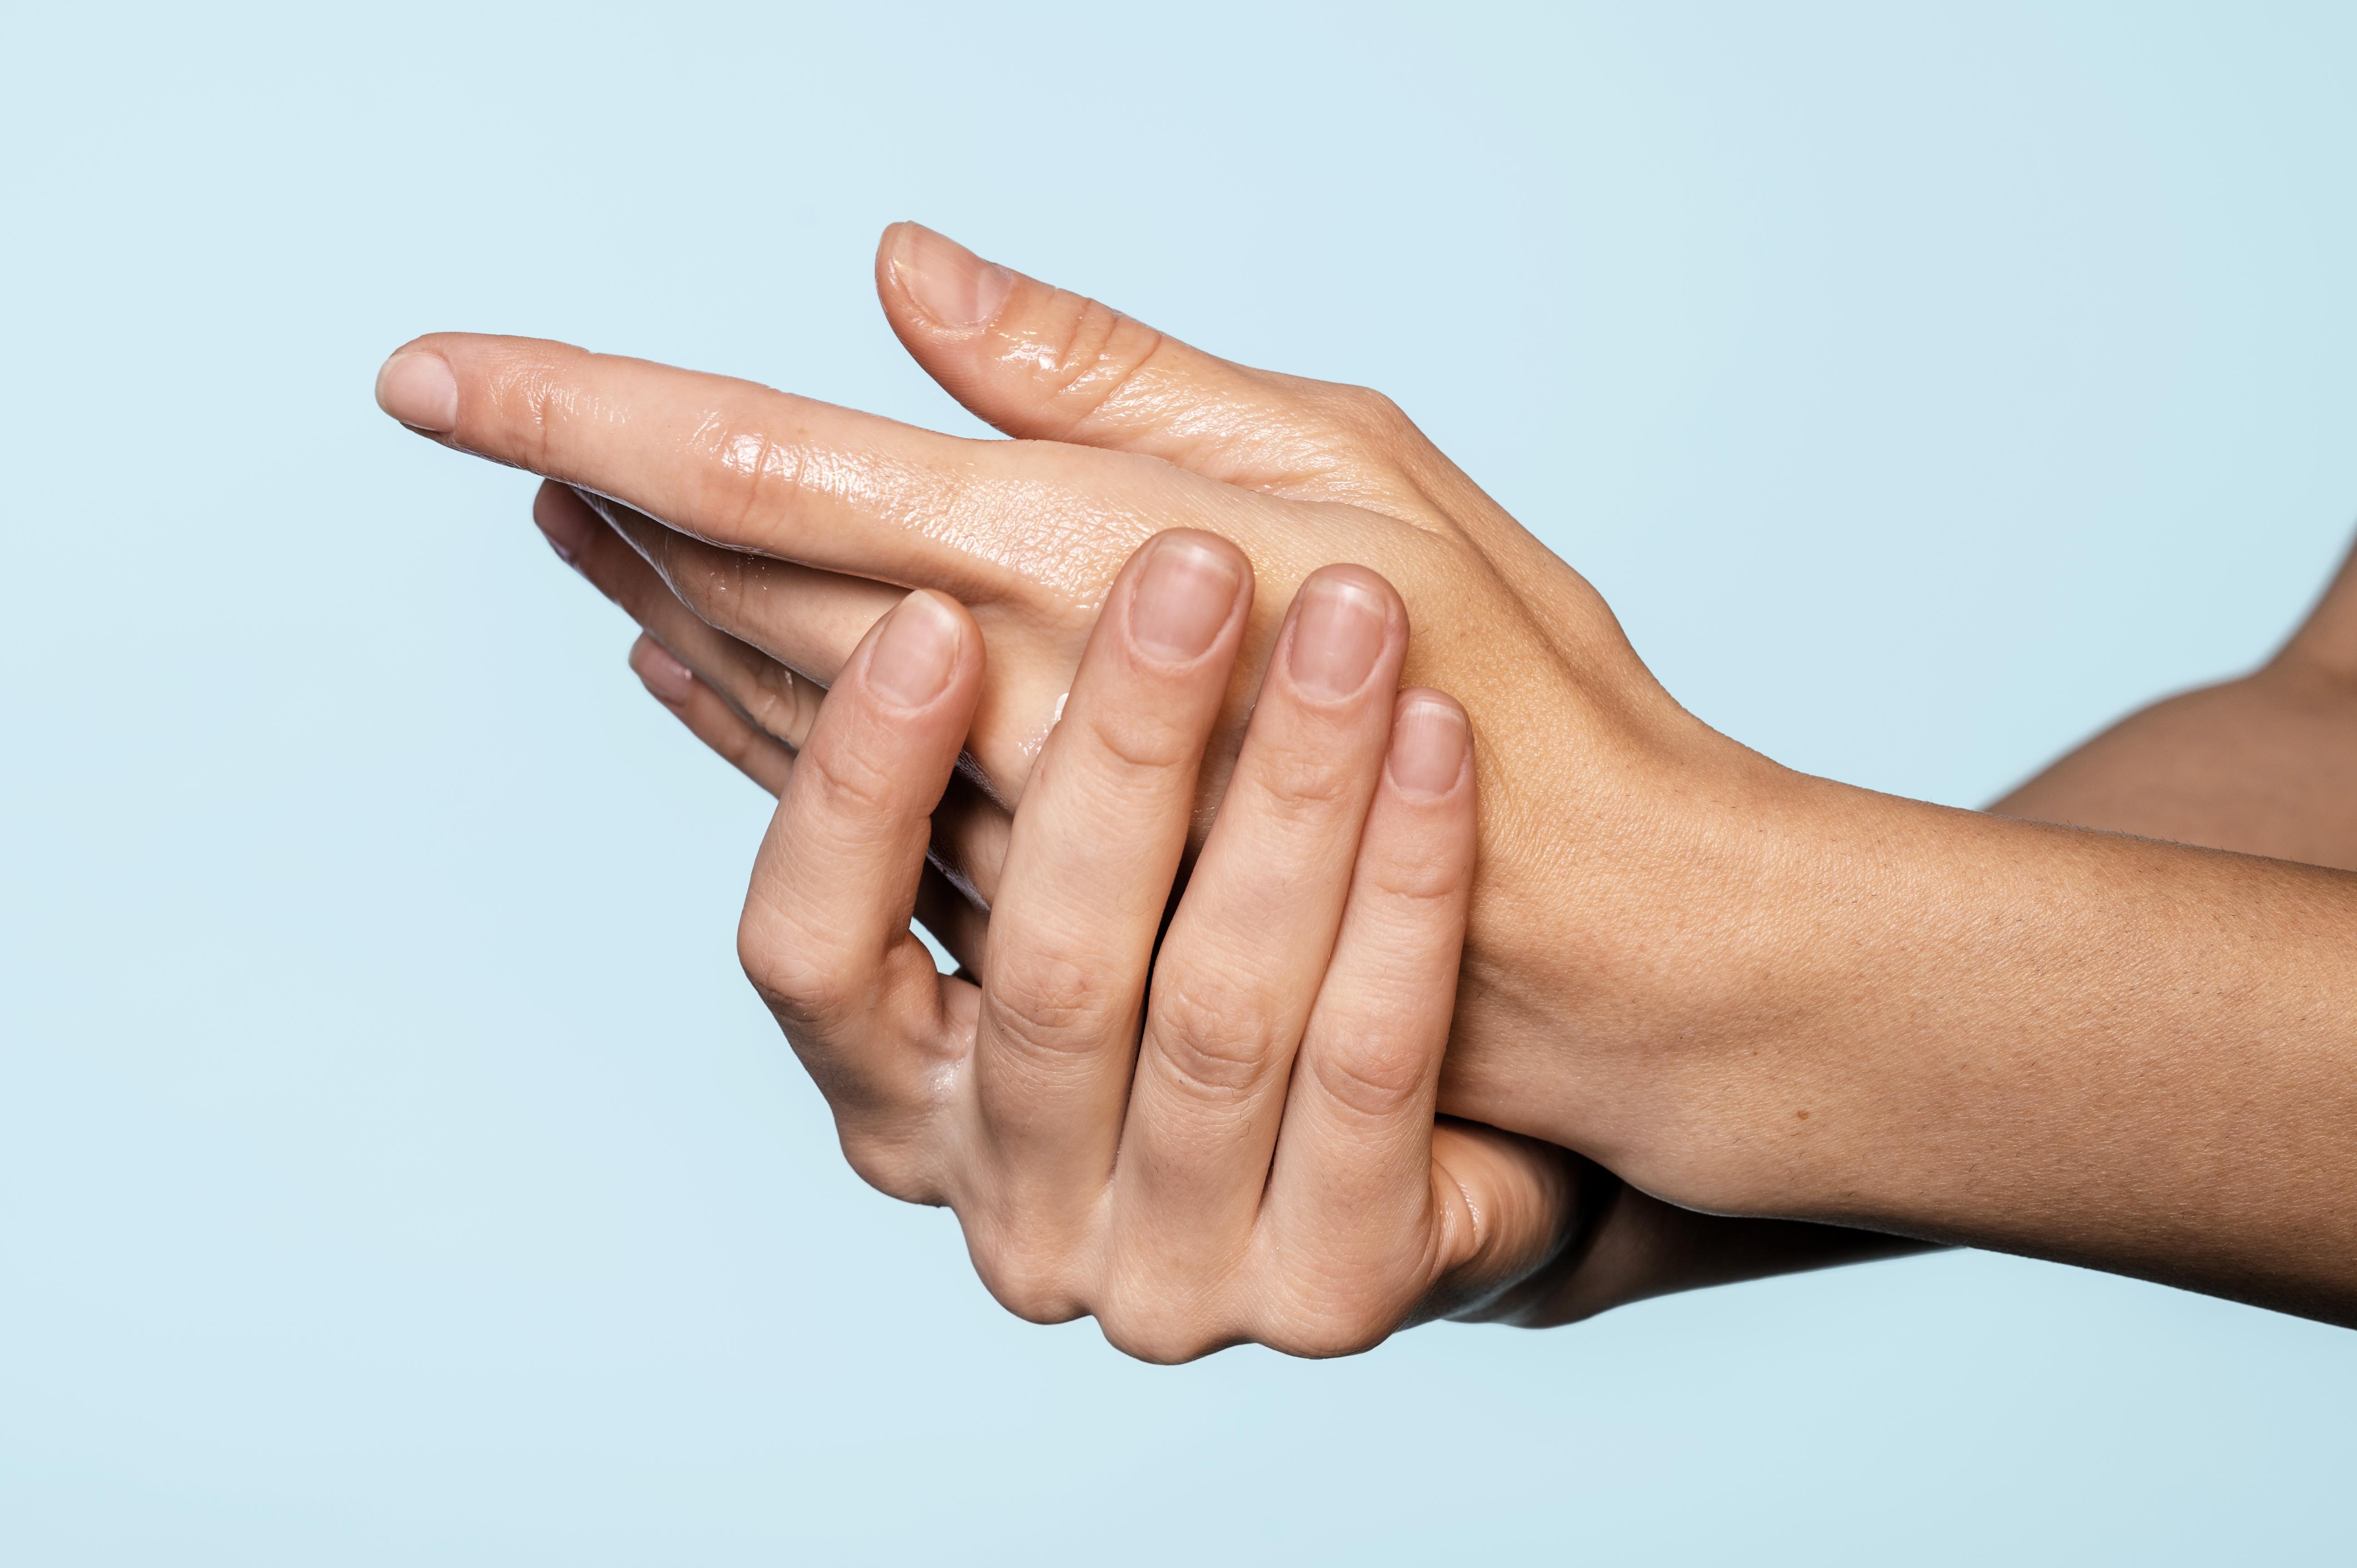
[5,3,2354,1562]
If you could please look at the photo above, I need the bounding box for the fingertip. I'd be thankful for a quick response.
[630,634,696,709]
[878,221,1017,333]
[1284,565,1403,703]
[1120,529,1253,666]
[1298,561,1406,622]
[862,589,978,711]
[531,480,597,566]
[374,345,458,434]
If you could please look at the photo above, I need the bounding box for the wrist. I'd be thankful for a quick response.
[1448,758,2037,1221]
[1436,733,1827,1181]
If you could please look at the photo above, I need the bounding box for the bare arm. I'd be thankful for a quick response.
[383,226,2357,1325]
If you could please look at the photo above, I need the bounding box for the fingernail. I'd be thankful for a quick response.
[532,486,595,566]
[1389,698,1469,798]
[889,222,1016,330]
[1130,537,1242,662]
[374,350,458,433]
[867,592,962,707]
[1286,575,1388,700]
[634,640,695,707]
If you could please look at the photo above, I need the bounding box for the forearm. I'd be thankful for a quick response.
[1497,638,2357,1323]
[401,281,2357,1326]
[1618,781,2357,1321]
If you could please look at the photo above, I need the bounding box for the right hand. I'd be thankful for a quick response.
[377,224,1800,1208]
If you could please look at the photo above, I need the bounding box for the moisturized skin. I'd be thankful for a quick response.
[727,538,1581,1359]
[381,225,2357,1326]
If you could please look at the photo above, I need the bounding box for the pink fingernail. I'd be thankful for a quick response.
[532,486,596,566]
[1389,698,1468,798]
[635,641,695,707]
[889,222,1016,330]
[374,350,458,433]
[1286,574,1388,700]
[868,592,962,707]
[1130,536,1243,662]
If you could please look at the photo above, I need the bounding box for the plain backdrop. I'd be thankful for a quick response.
[5,2,2354,1562]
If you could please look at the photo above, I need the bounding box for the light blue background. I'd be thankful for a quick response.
[5,2,2354,1561]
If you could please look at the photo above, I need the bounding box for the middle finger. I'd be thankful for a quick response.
[964,531,1252,1233]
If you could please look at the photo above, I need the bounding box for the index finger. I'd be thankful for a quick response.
[376,331,1192,601]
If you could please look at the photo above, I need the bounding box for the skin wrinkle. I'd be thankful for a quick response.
[398,236,2357,1336]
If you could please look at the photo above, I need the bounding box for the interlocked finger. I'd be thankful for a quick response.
[538,482,828,753]
[632,632,989,970]
[740,590,982,1164]
[584,486,905,691]
[961,531,1252,1247]
[1111,566,1410,1275]
[630,633,795,794]
[1256,691,1483,1334]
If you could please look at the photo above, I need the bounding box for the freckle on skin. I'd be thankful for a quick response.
[1796,1109,1811,1119]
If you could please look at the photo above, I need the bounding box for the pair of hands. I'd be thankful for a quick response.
[381,220,1689,1350]
[383,223,2357,1341]
[381,222,1753,1193]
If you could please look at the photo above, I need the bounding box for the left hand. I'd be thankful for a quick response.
[727,530,1584,1357]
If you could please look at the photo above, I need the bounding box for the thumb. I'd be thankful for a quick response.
[874,222,1433,508]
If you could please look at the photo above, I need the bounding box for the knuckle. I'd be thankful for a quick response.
[1097,1305,1224,1366]
[730,431,793,533]
[474,345,593,469]
[1078,701,1201,774]
[736,904,854,1031]
[1306,1034,1432,1123]
[1269,1310,1394,1361]
[518,366,563,471]
[1147,972,1282,1102]
[1329,383,1417,444]
[696,400,812,535]
[1361,831,1469,905]
[835,1124,937,1206]
[1238,745,1357,821]
[1261,1270,1412,1360]
[798,725,901,822]
[1034,294,1166,427]
[986,939,1128,1055]
[972,1242,1086,1327]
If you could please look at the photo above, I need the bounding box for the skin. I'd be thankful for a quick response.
[379,224,2357,1327]
[732,536,1580,1359]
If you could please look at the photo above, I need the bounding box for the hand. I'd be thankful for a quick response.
[623,524,2357,1327]
[613,516,1933,1331]
[375,223,1769,1195]
[380,227,2357,1322]
[731,532,1582,1358]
